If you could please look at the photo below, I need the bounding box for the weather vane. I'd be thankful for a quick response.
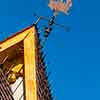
[34,0,72,46]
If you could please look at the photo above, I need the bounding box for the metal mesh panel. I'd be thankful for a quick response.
[11,77,24,100]
[0,68,14,100]
[35,32,53,100]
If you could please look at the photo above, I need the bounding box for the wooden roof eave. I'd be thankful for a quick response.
[0,25,36,53]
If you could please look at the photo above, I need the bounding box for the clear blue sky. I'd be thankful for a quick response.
[0,0,100,100]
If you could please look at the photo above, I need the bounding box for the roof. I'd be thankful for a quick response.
[0,25,35,44]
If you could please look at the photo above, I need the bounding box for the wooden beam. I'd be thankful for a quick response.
[24,28,37,100]
[0,27,34,52]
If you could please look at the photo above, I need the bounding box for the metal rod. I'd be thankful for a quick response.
[19,93,24,100]
[34,16,42,25]
[2,55,8,64]
[13,79,23,95]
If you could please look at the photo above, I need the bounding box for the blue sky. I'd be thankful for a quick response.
[0,0,100,100]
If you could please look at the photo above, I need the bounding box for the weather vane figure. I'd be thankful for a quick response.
[48,0,72,15]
